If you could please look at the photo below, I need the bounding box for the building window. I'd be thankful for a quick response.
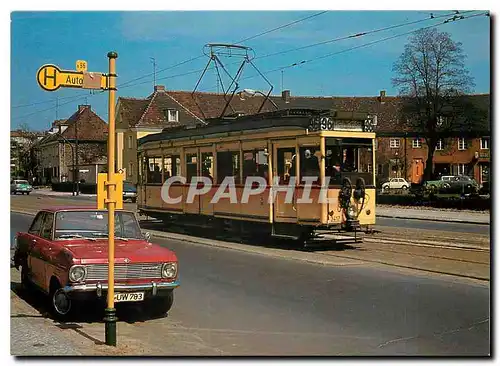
[458,138,467,150]
[480,137,489,150]
[128,162,133,177]
[390,138,400,148]
[376,164,383,175]
[456,163,466,176]
[128,135,133,149]
[167,109,179,122]
[367,164,373,173]
[412,138,422,149]
[436,139,444,151]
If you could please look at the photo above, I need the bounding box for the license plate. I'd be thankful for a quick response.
[114,292,144,303]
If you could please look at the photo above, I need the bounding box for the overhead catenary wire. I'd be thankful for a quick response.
[196,10,480,92]
[234,11,328,44]
[13,11,487,123]
[117,11,329,89]
[13,11,330,112]
[221,11,489,89]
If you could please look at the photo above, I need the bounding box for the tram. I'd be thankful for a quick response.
[137,108,377,243]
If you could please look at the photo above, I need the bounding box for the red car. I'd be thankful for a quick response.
[12,207,179,319]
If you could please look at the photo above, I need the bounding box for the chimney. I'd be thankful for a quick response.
[154,85,166,92]
[282,90,291,104]
[378,90,386,104]
[78,105,90,112]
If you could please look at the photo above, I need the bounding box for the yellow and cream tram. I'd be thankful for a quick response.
[137,108,377,243]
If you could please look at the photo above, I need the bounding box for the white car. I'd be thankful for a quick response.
[381,178,410,192]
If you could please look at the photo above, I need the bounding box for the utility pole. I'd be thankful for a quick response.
[150,57,156,89]
[75,117,79,196]
[281,70,284,92]
[104,51,118,346]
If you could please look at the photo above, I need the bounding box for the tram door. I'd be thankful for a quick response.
[273,143,297,223]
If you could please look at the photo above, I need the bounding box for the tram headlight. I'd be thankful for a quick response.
[162,262,177,279]
[346,205,357,219]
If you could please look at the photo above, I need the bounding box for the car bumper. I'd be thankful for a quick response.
[63,281,179,298]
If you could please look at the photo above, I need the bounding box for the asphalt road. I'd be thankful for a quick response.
[376,217,490,235]
[10,212,490,356]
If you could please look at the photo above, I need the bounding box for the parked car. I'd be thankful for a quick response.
[123,181,137,203]
[425,175,478,195]
[12,208,179,319]
[446,175,480,195]
[381,178,410,192]
[424,176,452,193]
[10,179,33,195]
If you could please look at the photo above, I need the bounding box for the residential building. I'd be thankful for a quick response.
[116,86,490,186]
[35,105,108,184]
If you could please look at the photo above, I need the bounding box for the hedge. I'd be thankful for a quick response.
[51,182,97,194]
[376,193,490,211]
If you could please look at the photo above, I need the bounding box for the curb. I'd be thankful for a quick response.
[377,214,490,225]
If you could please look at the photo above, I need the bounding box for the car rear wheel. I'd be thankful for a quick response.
[147,291,174,318]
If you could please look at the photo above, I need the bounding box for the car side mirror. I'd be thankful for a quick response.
[144,232,151,242]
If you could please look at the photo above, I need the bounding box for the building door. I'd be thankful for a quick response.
[480,163,490,184]
[411,159,424,184]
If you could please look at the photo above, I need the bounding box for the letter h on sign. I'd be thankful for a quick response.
[44,67,57,88]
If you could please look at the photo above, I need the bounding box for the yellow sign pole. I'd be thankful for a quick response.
[104,51,118,347]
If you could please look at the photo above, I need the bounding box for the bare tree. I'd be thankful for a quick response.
[392,28,485,181]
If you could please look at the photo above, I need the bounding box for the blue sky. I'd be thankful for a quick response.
[11,10,490,131]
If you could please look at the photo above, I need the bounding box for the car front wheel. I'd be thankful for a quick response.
[401,185,408,190]
[147,291,174,318]
[50,286,72,320]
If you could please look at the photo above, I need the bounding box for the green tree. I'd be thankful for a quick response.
[392,28,486,181]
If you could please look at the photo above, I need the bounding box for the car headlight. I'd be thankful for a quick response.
[162,263,177,279]
[69,265,87,282]
[346,205,357,219]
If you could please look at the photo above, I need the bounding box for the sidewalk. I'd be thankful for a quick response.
[377,206,490,224]
[10,290,82,356]
[31,188,96,198]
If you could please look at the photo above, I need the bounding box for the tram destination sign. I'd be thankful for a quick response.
[309,116,365,132]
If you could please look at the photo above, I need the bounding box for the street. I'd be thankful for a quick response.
[10,211,490,355]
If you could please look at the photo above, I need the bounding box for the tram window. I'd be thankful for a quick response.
[216,151,240,184]
[147,157,162,184]
[185,153,197,183]
[325,138,375,186]
[325,146,342,184]
[138,157,143,184]
[299,146,320,184]
[163,155,181,181]
[277,148,296,184]
[163,157,173,182]
[201,152,214,182]
[243,150,268,180]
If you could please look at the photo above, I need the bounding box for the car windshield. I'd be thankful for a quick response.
[123,182,137,192]
[16,180,29,185]
[54,211,144,240]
